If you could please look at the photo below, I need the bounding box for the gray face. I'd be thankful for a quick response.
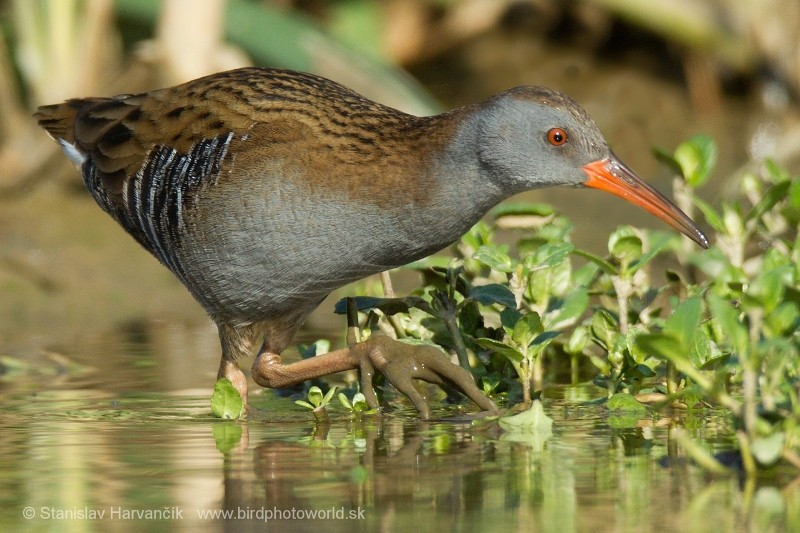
[474,87,611,193]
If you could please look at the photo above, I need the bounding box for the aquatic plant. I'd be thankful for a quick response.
[337,135,800,476]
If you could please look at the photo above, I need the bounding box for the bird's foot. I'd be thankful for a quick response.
[250,334,497,419]
[349,335,498,419]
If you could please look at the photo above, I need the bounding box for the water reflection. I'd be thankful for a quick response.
[1,383,794,532]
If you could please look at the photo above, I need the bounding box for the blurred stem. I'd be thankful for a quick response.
[532,356,543,392]
[742,365,757,439]
[672,178,695,263]
[742,308,761,439]
[311,406,329,423]
[379,271,405,339]
[666,361,677,395]
[570,353,579,384]
[379,271,395,297]
[311,421,331,440]
[520,360,531,405]
[736,431,758,477]
[442,313,470,370]
[672,428,729,474]
[782,449,800,469]
[346,297,361,346]
[0,28,26,138]
[612,277,631,334]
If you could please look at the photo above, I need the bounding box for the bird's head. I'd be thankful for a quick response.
[471,86,709,248]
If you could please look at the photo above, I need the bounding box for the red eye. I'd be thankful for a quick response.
[547,128,567,146]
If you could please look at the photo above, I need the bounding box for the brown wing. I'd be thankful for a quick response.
[33,79,252,272]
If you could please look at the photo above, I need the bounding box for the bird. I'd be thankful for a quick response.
[35,67,708,418]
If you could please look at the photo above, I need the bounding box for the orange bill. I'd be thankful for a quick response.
[582,153,709,248]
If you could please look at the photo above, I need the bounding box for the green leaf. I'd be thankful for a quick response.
[566,326,590,354]
[531,330,560,351]
[789,180,800,209]
[403,255,455,270]
[545,288,588,329]
[722,205,744,237]
[573,261,600,286]
[299,339,331,359]
[652,145,684,175]
[460,221,493,251]
[512,312,543,349]
[350,392,370,413]
[766,301,800,336]
[530,242,574,269]
[338,393,353,411]
[608,226,643,266]
[333,295,408,315]
[751,432,785,466]
[691,327,712,367]
[637,332,713,390]
[706,293,749,359]
[572,248,619,275]
[591,309,619,349]
[307,386,324,407]
[322,386,338,406]
[498,401,554,451]
[500,307,523,331]
[690,193,725,233]
[469,283,517,308]
[473,244,515,273]
[491,202,555,217]
[295,400,315,410]
[629,231,673,275]
[606,392,648,415]
[498,400,553,433]
[745,181,791,224]
[663,296,703,349]
[211,378,245,419]
[747,265,792,312]
[674,134,717,187]
[636,332,692,367]
[476,337,524,363]
[686,247,747,284]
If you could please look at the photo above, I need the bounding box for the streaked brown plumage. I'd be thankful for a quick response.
[35,67,707,418]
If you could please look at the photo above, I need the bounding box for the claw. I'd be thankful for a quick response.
[248,311,498,418]
[353,335,498,418]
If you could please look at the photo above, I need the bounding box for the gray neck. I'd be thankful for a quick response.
[395,117,508,258]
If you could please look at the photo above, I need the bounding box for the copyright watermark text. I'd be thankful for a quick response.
[22,505,365,522]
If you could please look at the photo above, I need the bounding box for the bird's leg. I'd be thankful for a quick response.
[217,356,248,406]
[251,299,498,419]
[217,323,261,407]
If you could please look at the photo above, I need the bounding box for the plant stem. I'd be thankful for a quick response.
[742,307,761,439]
[443,313,470,370]
[666,361,677,395]
[532,355,543,392]
[521,361,531,405]
[612,277,631,334]
[570,353,578,384]
[742,364,757,439]
[736,431,757,477]
[672,428,729,474]
[380,270,406,339]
